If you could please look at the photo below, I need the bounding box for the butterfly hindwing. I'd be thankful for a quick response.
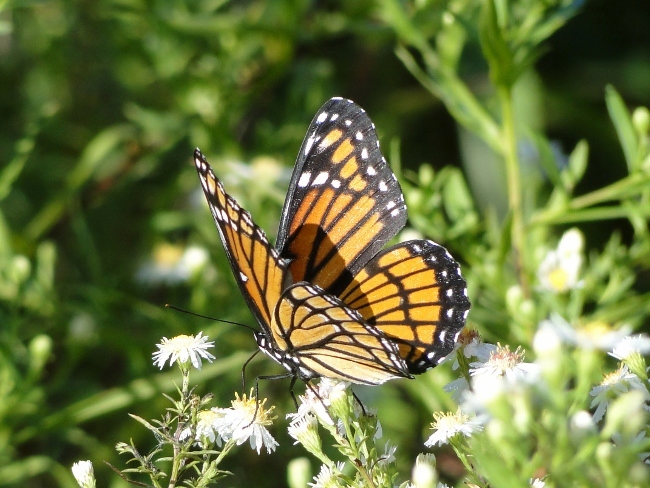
[276,98,408,296]
[338,240,470,373]
[269,283,410,385]
[194,149,288,334]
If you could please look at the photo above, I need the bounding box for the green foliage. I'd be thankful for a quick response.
[1,0,650,487]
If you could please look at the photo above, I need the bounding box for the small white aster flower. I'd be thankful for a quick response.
[540,314,631,351]
[377,442,397,466]
[442,376,470,401]
[589,365,649,422]
[308,462,346,488]
[530,478,546,487]
[443,328,497,369]
[610,334,650,361]
[424,409,483,447]
[211,391,279,454]
[179,409,224,446]
[71,460,95,488]
[289,378,349,426]
[287,411,322,454]
[537,227,584,292]
[152,332,215,370]
[411,453,438,488]
[470,344,540,382]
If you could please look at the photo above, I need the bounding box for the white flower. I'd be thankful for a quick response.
[210,391,279,454]
[442,376,470,401]
[424,409,483,447]
[610,334,650,361]
[136,243,209,285]
[411,453,438,488]
[179,409,224,446]
[537,228,584,292]
[470,344,540,382]
[443,328,496,369]
[288,378,350,427]
[308,462,346,488]
[287,411,322,455]
[71,460,95,488]
[589,365,649,422]
[211,393,279,453]
[540,314,631,351]
[152,332,215,370]
[377,442,397,466]
[461,366,533,422]
[530,478,546,487]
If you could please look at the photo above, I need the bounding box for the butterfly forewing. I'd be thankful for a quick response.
[269,283,410,385]
[194,149,288,333]
[276,98,407,296]
[338,240,470,373]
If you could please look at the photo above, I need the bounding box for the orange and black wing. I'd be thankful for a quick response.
[269,283,411,385]
[276,98,407,296]
[338,240,470,373]
[194,149,288,334]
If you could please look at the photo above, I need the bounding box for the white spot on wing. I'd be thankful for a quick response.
[304,136,315,155]
[390,209,400,217]
[313,172,329,186]
[332,179,341,188]
[379,180,388,192]
[367,166,376,175]
[356,131,364,140]
[317,112,328,123]
[361,147,369,160]
[345,120,352,126]
[330,113,339,121]
[387,201,396,210]
[298,172,311,187]
[240,272,248,282]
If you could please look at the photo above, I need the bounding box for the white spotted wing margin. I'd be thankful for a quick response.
[194,149,288,336]
[267,283,411,385]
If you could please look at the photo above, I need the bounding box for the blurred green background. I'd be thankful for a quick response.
[1,0,650,486]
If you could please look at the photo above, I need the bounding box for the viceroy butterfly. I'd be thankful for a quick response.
[194,97,470,387]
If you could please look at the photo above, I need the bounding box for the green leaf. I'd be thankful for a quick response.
[479,0,515,88]
[605,85,637,173]
[562,139,589,191]
[529,131,562,188]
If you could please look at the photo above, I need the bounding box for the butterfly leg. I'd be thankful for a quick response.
[240,349,260,392]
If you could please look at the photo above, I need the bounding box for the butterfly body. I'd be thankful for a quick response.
[194,97,470,386]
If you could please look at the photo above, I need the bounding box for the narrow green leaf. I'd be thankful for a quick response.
[479,0,514,87]
[529,131,562,187]
[563,139,589,190]
[605,85,637,173]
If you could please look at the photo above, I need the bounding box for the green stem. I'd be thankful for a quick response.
[498,85,528,294]
[169,367,191,488]
[531,172,650,225]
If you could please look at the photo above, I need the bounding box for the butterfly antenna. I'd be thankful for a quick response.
[164,304,256,332]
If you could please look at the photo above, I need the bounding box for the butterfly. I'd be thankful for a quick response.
[194,97,470,388]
